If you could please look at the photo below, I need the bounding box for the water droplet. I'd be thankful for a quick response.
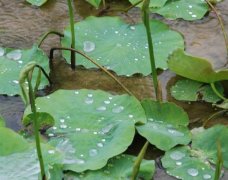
[104,100,110,104]
[189,5,193,8]
[101,124,113,134]
[170,151,185,160]
[192,14,197,18]
[116,43,122,47]
[60,124,67,129]
[97,143,104,147]
[74,91,79,94]
[6,50,22,60]
[81,128,89,133]
[203,174,211,179]
[80,154,84,157]
[187,168,198,177]
[0,47,5,56]
[128,114,134,118]
[83,41,95,52]
[52,126,57,130]
[18,60,23,64]
[76,128,81,131]
[101,139,106,142]
[88,93,93,97]
[60,119,65,123]
[89,149,98,157]
[48,150,55,154]
[168,128,184,136]
[108,97,113,100]
[134,58,138,61]
[189,11,193,15]
[176,161,182,166]
[115,31,119,34]
[112,106,124,113]
[12,80,19,84]
[48,133,54,137]
[93,131,98,135]
[75,159,85,164]
[130,26,135,30]
[85,97,94,104]
[97,106,106,111]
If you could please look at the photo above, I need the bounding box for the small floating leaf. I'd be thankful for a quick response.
[26,0,48,6]
[168,49,228,83]
[24,89,147,172]
[0,45,49,95]
[136,100,191,151]
[61,16,184,76]
[171,79,224,103]
[64,154,155,179]
[151,0,209,21]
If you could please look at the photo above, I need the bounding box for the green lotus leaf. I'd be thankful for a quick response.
[24,89,146,172]
[168,49,228,83]
[49,165,64,180]
[162,146,215,179]
[162,125,228,179]
[0,115,5,127]
[192,125,228,168]
[151,0,208,21]
[61,16,184,76]
[86,0,101,8]
[23,112,55,130]
[64,154,155,180]
[171,79,224,103]
[129,0,168,8]
[136,100,191,151]
[0,45,49,95]
[26,0,48,6]
[0,127,63,180]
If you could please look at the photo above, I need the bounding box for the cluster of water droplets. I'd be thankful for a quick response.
[169,150,212,179]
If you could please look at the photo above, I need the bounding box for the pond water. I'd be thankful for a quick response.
[0,0,227,179]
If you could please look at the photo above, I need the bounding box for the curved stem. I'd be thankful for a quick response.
[203,109,228,127]
[205,0,228,64]
[131,141,149,180]
[35,64,52,86]
[210,83,227,101]
[50,47,134,96]
[67,0,76,70]
[27,75,46,180]
[37,31,64,48]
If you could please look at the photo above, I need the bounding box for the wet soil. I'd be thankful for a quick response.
[0,0,227,179]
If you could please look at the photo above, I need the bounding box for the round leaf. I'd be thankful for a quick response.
[168,49,228,83]
[61,16,184,76]
[136,100,191,151]
[151,0,209,21]
[0,45,49,95]
[64,154,155,180]
[24,89,147,172]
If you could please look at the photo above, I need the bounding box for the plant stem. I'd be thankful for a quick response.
[203,109,228,127]
[102,0,106,9]
[214,141,223,180]
[67,0,76,70]
[132,1,159,179]
[131,141,149,180]
[27,74,46,180]
[37,30,64,48]
[49,47,134,96]
[210,83,227,101]
[205,0,228,61]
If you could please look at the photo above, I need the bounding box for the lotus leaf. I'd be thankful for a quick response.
[0,45,49,95]
[162,125,228,179]
[168,49,228,83]
[136,100,191,151]
[26,0,48,6]
[64,154,155,179]
[24,89,147,172]
[61,16,184,76]
[151,0,208,21]
[171,79,224,103]
[0,127,63,180]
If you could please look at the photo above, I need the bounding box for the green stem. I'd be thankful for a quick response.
[131,141,149,180]
[142,0,159,100]
[102,0,106,9]
[214,141,223,180]
[67,0,76,70]
[37,30,64,48]
[210,83,227,101]
[27,75,46,180]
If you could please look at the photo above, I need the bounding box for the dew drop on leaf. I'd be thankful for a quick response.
[6,50,22,60]
[112,106,124,113]
[0,47,4,56]
[170,151,185,160]
[83,41,95,52]
[96,106,106,111]
[187,168,199,177]
[89,149,98,157]
[85,97,94,104]
[203,174,212,179]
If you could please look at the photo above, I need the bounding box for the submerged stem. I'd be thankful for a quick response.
[27,74,46,180]
[210,83,227,101]
[67,0,76,70]
[50,47,134,96]
[37,30,64,48]
[205,0,228,61]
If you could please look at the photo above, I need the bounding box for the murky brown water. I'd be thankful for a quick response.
[0,0,227,179]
